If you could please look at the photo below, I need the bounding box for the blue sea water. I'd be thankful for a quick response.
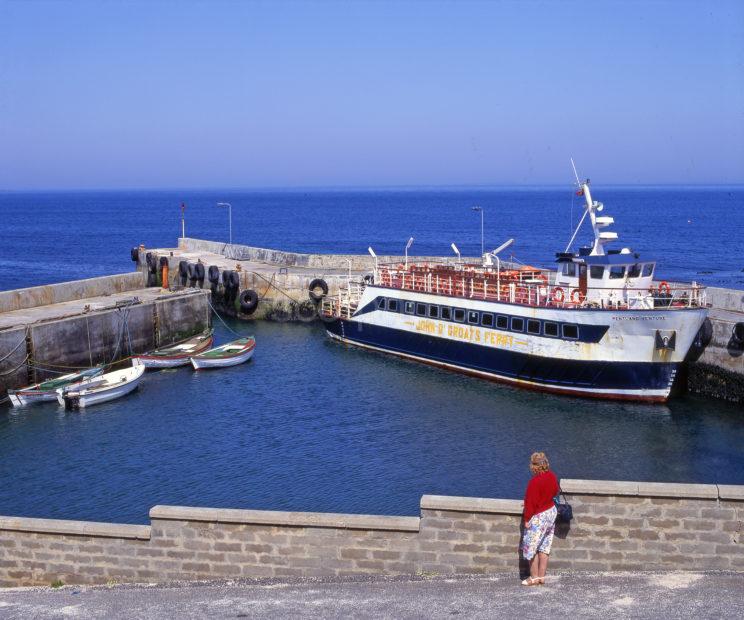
[1,187,743,524]
[1,186,743,291]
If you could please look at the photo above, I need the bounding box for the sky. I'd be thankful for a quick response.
[1,0,743,190]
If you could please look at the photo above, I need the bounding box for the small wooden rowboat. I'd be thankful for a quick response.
[133,329,214,369]
[56,360,146,409]
[8,367,103,407]
[190,337,256,370]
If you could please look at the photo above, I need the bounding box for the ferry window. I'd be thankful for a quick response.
[590,266,605,279]
[378,298,386,310]
[527,319,541,335]
[511,317,524,332]
[643,263,654,277]
[387,299,399,312]
[544,322,559,337]
[441,306,452,320]
[416,303,426,317]
[496,315,508,329]
[428,305,439,319]
[562,263,577,277]
[481,313,494,327]
[609,266,626,279]
[405,301,415,315]
[454,308,466,322]
[628,264,642,278]
[563,324,579,339]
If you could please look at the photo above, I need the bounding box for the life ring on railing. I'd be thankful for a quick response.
[553,287,565,304]
[658,281,671,296]
[571,289,586,304]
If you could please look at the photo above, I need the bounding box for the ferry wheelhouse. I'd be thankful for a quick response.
[321,179,708,402]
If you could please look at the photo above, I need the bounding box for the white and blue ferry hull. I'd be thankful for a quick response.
[325,286,707,402]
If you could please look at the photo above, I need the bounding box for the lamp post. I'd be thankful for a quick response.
[405,237,414,269]
[450,242,461,264]
[217,202,232,245]
[472,206,483,258]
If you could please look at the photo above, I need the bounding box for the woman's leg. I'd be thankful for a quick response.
[537,552,549,578]
[530,554,540,579]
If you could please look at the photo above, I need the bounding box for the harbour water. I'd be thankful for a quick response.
[1,187,743,524]
[1,318,743,525]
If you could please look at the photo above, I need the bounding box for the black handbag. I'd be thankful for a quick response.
[554,490,573,522]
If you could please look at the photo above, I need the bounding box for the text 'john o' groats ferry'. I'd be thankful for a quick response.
[321,174,709,402]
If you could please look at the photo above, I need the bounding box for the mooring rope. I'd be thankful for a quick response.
[206,296,253,339]
[0,327,28,364]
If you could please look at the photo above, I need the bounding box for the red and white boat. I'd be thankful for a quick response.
[133,330,214,369]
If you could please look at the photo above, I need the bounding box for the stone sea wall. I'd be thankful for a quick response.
[1,479,742,586]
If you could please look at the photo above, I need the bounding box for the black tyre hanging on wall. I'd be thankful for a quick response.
[734,322,744,346]
[239,289,259,315]
[130,247,140,262]
[229,271,241,290]
[195,262,205,286]
[159,256,169,268]
[146,253,158,274]
[208,265,220,284]
[308,278,329,301]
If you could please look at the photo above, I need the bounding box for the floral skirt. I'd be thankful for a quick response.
[521,505,557,560]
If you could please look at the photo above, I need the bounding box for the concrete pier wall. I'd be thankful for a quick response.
[0,290,211,395]
[0,273,143,314]
[0,479,741,586]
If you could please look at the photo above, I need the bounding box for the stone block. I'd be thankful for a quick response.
[717,485,744,501]
[637,482,718,499]
[340,548,369,560]
[560,479,639,496]
[420,495,523,515]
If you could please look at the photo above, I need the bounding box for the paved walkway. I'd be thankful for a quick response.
[0,572,742,619]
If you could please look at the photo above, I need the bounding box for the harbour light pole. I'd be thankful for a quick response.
[217,202,232,245]
[405,237,414,269]
[472,206,484,258]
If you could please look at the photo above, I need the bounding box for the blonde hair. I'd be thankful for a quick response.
[529,451,550,475]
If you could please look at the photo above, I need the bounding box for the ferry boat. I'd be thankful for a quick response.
[321,177,709,402]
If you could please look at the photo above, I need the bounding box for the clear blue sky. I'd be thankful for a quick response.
[1,0,742,189]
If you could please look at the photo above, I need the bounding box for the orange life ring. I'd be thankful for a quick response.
[553,287,565,303]
[658,281,671,295]
[571,289,586,304]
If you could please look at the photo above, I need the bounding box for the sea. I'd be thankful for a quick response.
[1,187,743,524]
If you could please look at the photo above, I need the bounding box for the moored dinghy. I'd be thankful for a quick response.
[190,337,256,369]
[133,329,214,369]
[8,367,103,407]
[57,360,146,409]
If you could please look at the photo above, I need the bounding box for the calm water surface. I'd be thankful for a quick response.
[1,319,743,525]
[0,188,743,523]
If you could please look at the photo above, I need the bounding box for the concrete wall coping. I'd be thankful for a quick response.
[717,485,744,501]
[420,495,523,515]
[561,479,721,499]
[0,516,151,540]
[150,505,420,532]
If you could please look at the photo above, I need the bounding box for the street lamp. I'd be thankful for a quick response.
[450,242,461,263]
[472,206,484,258]
[404,237,414,269]
[217,202,232,245]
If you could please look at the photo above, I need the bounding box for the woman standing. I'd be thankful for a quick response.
[521,451,559,586]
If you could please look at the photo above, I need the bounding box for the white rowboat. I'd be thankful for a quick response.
[133,330,214,368]
[190,337,256,369]
[57,360,146,409]
[8,368,103,407]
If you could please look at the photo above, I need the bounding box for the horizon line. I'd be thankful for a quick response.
[2,182,744,193]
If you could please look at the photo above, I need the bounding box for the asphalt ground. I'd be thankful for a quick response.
[0,572,742,619]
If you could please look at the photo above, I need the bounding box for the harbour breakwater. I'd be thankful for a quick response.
[0,479,742,586]
[0,273,210,397]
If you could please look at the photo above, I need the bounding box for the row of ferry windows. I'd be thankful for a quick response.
[561,263,654,279]
[377,298,580,339]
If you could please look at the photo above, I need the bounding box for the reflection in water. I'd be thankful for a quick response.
[1,320,742,525]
